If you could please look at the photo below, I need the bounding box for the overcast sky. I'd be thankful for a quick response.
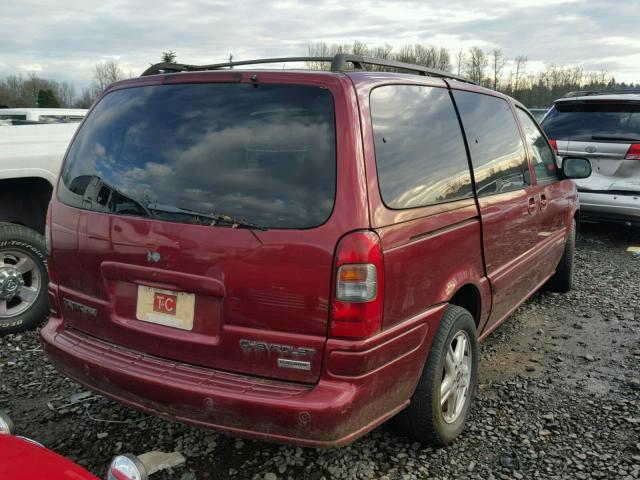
[2,0,639,91]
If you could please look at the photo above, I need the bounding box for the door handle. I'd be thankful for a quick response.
[540,194,547,210]
[528,197,537,215]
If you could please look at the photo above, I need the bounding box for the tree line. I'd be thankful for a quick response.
[1,47,638,109]
[0,73,76,109]
[306,42,639,107]
[0,52,179,109]
[0,60,129,109]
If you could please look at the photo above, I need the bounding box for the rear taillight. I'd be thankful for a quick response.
[337,264,377,301]
[548,139,558,153]
[44,202,52,255]
[625,144,640,160]
[330,231,384,338]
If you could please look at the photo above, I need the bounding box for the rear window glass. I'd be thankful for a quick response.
[59,83,336,229]
[370,85,473,209]
[542,102,640,141]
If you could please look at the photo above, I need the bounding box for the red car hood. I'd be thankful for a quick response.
[0,435,98,480]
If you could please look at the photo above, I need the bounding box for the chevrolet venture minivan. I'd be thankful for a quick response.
[41,55,591,447]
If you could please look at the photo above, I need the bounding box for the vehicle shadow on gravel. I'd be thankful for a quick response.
[1,223,638,480]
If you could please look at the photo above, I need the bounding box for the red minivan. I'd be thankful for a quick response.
[41,55,592,447]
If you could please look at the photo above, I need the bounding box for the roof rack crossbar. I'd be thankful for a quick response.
[141,58,335,77]
[330,54,473,83]
[141,55,474,84]
[141,62,200,77]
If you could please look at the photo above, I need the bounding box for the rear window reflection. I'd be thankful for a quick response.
[60,83,336,229]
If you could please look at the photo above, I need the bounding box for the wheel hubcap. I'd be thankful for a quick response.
[0,250,41,318]
[0,267,25,299]
[440,331,472,424]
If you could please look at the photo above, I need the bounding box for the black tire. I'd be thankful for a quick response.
[396,305,478,446]
[0,223,49,335]
[547,219,575,293]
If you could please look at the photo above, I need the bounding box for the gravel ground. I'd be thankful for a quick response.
[1,223,639,480]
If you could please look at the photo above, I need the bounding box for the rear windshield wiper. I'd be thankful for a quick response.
[592,135,640,142]
[147,203,268,231]
[209,212,268,231]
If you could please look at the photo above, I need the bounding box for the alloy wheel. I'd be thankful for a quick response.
[0,250,41,318]
[440,330,472,424]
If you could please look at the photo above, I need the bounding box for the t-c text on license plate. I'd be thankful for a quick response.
[136,286,195,330]
[154,292,177,315]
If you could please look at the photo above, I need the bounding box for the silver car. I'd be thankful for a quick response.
[541,91,640,226]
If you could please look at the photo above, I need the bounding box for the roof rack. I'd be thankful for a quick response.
[562,89,640,98]
[140,54,474,84]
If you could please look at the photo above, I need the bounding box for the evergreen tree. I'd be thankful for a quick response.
[37,89,60,108]
[161,51,177,63]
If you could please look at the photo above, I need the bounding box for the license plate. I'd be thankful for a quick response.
[136,286,195,330]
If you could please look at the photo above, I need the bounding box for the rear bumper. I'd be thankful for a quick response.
[40,305,444,447]
[578,191,640,225]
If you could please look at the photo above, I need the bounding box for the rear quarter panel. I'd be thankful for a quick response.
[376,205,488,330]
[350,73,491,332]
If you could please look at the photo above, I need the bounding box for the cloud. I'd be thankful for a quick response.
[1,0,638,88]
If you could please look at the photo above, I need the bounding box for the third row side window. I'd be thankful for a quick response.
[453,91,529,197]
[370,85,473,209]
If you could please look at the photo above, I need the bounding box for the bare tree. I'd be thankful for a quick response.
[301,42,631,108]
[93,60,125,94]
[465,47,488,85]
[0,75,31,107]
[0,74,77,107]
[51,81,76,107]
[455,50,465,76]
[490,49,506,90]
[74,60,129,106]
[24,73,48,106]
[305,42,340,70]
[306,41,387,71]
[395,45,430,69]
[75,87,96,109]
[368,43,394,71]
[513,55,528,92]
[435,46,451,72]
[306,42,451,73]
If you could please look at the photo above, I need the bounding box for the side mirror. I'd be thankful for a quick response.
[562,157,592,179]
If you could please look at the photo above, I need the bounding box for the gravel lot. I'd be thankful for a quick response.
[1,223,639,480]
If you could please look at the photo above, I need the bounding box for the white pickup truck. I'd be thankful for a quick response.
[0,108,87,125]
[0,121,82,334]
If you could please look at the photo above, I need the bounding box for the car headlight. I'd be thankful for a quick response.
[108,454,149,480]
[0,411,16,435]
